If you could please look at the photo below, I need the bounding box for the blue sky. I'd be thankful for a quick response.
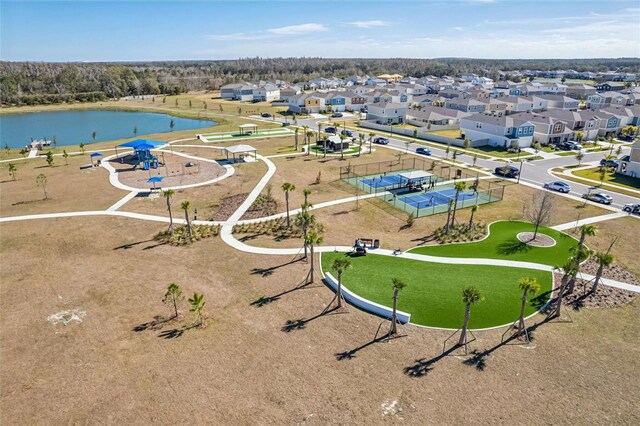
[1,0,639,61]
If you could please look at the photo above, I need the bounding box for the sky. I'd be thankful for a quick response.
[1,0,639,61]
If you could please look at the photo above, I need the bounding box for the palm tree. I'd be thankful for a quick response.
[282,182,296,227]
[302,125,309,154]
[294,128,299,151]
[163,189,176,235]
[306,130,314,155]
[181,200,192,239]
[577,224,598,249]
[79,143,85,154]
[331,258,352,309]
[449,181,467,230]
[590,252,613,295]
[36,173,48,199]
[515,278,540,339]
[188,292,206,327]
[305,230,323,284]
[302,188,311,205]
[317,122,322,143]
[339,133,347,160]
[458,287,482,351]
[163,282,183,319]
[468,204,478,229]
[295,205,316,259]
[390,278,407,335]
[62,150,69,165]
[445,199,454,234]
[368,132,375,154]
[554,259,578,318]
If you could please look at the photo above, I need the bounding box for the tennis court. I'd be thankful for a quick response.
[361,174,405,189]
[399,188,479,210]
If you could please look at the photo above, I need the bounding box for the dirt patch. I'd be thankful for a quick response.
[517,232,556,247]
[211,193,247,220]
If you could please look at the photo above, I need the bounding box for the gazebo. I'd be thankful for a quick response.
[398,170,433,185]
[223,144,258,163]
[238,123,258,135]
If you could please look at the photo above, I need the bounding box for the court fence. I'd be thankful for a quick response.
[340,158,505,218]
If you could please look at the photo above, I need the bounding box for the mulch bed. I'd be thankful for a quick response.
[580,258,639,286]
[517,232,555,247]
[211,193,248,221]
[553,271,638,310]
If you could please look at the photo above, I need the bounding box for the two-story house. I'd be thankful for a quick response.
[565,84,597,100]
[532,94,579,110]
[444,98,487,113]
[366,102,408,124]
[460,113,535,148]
[511,112,572,145]
[544,109,602,142]
[617,140,640,178]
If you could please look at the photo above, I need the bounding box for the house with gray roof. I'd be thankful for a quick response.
[366,102,408,124]
[460,113,535,148]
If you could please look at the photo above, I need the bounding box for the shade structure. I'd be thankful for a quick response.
[147,176,164,183]
[90,152,103,157]
[118,139,165,149]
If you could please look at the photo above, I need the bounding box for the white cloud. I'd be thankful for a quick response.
[205,32,270,41]
[346,20,390,29]
[468,0,497,4]
[452,26,464,31]
[267,23,327,35]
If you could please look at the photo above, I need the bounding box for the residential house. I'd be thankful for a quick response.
[544,109,602,141]
[444,98,487,114]
[324,92,349,112]
[220,83,244,99]
[617,140,640,178]
[343,91,367,111]
[278,87,301,103]
[253,87,280,102]
[510,112,572,145]
[496,96,538,114]
[533,94,579,110]
[595,110,624,137]
[366,102,408,124]
[565,84,597,99]
[596,81,626,92]
[287,93,326,114]
[541,83,568,95]
[586,92,630,109]
[460,113,535,148]
[406,105,472,126]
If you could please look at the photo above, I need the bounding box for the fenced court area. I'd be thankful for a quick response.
[198,127,293,143]
[340,157,505,217]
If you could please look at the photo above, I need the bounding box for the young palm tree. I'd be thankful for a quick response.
[188,292,206,327]
[305,230,323,284]
[390,278,407,335]
[163,282,183,319]
[445,199,454,234]
[294,128,299,151]
[449,181,467,230]
[468,204,478,229]
[368,131,375,154]
[8,163,16,181]
[306,130,314,155]
[515,278,540,338]
[181,200,192,239]
[554,259,578,318]
[459,287,483,351]
[339,133,347,161]
[302,188,312,205]
[62,150,69,165]
[163,189,176,235]
[590,252,613,295]
[577,224,598,249]
[302,125,309,153]
[282,182,296,227]
[36,173,48,199]
[317,122,322,142]
[295,204,316,259]
[331,258,352,309]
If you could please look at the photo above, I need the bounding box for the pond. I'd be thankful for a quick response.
[0,109,216,149]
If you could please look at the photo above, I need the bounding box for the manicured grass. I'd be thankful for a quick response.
[321,252,552,329]
[309,146,361,155]
[572,167,640,190]
[408,221,578,267]
[427,129,461,138]
[465,146,523,158]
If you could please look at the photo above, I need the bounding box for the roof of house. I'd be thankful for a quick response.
[367,102,407,109]
[461,113,533,128]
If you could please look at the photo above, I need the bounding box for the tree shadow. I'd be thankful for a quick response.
[531,289,553,309]
[158,323,200,339]
[132,315,173,332]
[496,239,531,255]
[411,234,437,245]
[251,278,310,307]
[142,241,169,250]
[404,345,459,378]
[335,335,388,361]
[281,306,338,333]
[239,233,264,242]
[114,238,155,250]
[250,257,302,278]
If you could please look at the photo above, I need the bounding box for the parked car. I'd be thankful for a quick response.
[600,159,619,168]
[557,141,582,151]
[324,127,336,134]
[494,165,520,178]
[261,112,272,118]
[331,112,343,118]
[341,130,354,137]
[582,192,613,204]
[543,181,571,193]
[282,122,290,127]
[622,203,640,215]
[374,137,389,145]
[416,147,432,156]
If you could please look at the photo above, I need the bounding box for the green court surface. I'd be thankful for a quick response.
[321,252,552,329]
[408,221,578,267]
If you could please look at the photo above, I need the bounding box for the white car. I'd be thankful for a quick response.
[543,181,571,193]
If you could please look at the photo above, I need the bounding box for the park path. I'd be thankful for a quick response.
[551,212,629,231]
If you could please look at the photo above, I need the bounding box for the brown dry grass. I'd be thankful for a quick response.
[0,153,126,216]
[1,217,638,424]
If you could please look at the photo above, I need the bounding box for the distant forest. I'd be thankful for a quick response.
[1,57,639,106]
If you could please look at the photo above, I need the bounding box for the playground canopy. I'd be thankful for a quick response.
[147,175,164,190]
[90,152,103,157]
[238,123,258,135]
[117,139,165,149]
[223,144,258,162]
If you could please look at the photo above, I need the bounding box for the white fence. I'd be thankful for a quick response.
[324,272,411,324]
[359,121,466,147]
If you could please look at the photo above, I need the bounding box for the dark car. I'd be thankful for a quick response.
[416,147,432,156]
[374,137,389,145]
[282,122,290,127]
[600,159,619,168]
[324,127,336,134]
[261,112,272,118]
[341,130,354,137]
[494,165,520,178]
[331,112,343,118]
[582,192,613,204]
[623,203,640,215]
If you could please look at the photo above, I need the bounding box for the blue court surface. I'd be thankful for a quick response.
[361,174,406,189]
[400,189,478,209]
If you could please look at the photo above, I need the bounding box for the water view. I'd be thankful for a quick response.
[0,109,216,149]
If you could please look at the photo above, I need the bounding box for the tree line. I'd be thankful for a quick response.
[2,57,639,106]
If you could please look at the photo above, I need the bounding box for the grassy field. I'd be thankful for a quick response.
[572,167,640,191]
[408,221,578,267]
[427,129,461,138]
[321,252,552,329]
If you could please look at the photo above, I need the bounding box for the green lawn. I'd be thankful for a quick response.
[427,129,461,138]
[408,221,578,267]
[572,167,640,190]
[465,146,524,158]
[321,252,552,329]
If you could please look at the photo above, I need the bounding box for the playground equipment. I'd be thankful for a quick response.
[116,139,164,170]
